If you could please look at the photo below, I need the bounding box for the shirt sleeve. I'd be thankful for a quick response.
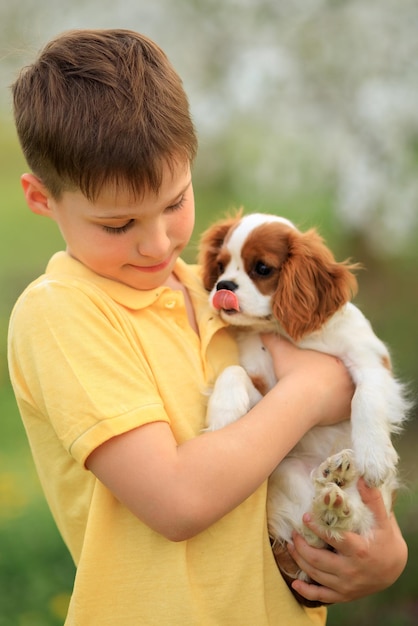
[8,278,170,465]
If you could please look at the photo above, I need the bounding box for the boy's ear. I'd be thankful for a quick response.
[21,173,55,218]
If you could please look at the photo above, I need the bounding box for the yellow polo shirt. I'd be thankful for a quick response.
[8,251,326,625]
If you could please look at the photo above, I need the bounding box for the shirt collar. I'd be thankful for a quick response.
[45,252,227,336]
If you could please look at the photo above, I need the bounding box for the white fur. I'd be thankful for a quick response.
[205,213,409,580]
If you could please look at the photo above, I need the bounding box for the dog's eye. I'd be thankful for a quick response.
[217,261,224,274]
[253,261,273,277]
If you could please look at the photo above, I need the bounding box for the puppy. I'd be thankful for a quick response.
[199,212,409,606]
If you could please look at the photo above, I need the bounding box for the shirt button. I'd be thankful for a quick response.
[165,300,176,309]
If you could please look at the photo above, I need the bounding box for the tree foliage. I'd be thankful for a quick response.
[1,0,417,251]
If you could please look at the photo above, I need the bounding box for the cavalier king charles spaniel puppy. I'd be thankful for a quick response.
[199,212,409,606]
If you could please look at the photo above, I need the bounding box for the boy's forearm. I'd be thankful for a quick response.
[87,375,329,542]
[170,378,320,539]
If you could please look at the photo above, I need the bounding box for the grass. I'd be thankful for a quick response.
[1,115,417,625]
[0,386,75,625]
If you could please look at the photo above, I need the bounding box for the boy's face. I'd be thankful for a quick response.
[25,161,195,291]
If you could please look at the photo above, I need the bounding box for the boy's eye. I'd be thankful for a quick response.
[166,195,185,212]
[102,219,134,235]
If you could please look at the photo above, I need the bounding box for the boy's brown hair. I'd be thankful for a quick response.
[12,29,197,200]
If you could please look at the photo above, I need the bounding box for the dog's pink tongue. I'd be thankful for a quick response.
[212,289,240,311]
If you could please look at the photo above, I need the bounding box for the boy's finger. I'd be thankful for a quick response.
[357,478,390,527]
[300,514,342,548]
[299,514,362,556]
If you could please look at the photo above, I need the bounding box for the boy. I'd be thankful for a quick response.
[8,29,407,625]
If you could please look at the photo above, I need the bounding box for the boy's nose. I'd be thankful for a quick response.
[136,224,171,258]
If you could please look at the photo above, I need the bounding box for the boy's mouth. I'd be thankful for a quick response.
[128,256,173,273]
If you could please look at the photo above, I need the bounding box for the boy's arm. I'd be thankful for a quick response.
[286,480,408,603]
[87,339,353,541]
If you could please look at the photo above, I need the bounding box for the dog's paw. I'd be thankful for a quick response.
[205,365,261,431]
[313,483,351,532]
[311,451,360,538]
[354,439,398,487]
[313,449,357,489]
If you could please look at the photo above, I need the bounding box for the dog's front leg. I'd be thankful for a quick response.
[349,371,402,487]
[205,365,263,431]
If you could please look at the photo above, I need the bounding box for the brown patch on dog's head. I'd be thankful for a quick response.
[240,221,293,297]
[198,211,242,291]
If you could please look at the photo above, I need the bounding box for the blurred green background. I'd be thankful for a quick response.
[1,1,417,624]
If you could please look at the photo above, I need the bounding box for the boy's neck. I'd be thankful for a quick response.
[164,272,199,335]
[164,272,182,291]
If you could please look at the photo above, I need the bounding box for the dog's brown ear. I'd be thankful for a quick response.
[198,215,239,290]
[272,228,359,341]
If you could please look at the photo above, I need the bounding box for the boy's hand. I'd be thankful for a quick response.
[286,479,408,604]
[261,333,354,428]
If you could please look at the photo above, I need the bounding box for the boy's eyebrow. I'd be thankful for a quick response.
[95,179,192,220]
[162,178,193,207]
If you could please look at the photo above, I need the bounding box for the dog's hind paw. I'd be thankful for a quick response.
[314,449,357,489]
[311,450,358,538]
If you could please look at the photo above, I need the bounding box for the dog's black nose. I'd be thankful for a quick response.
[216,280,238,292]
